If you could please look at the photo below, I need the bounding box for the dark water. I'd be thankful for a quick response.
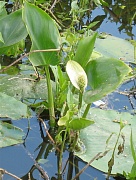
[0,1,136,180]
[0,117,115,180]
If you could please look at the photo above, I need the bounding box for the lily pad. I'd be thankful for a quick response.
[0,74,55,100]
[0,121,25,148]
[95,35,135,62]
[75,108,136,175]
[0,92,28,119]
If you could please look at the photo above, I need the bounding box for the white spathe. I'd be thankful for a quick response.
[66,60,88,92]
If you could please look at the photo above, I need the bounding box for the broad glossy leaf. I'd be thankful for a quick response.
[0,1,7,20]
[23,1,60,66]
[0,1,6,11]
[0,74,55,100]
[0,9,27,49]
[0,92,28,120]
[95,35,135,62]
[75,108,136,174]
[84,57,131,104]
[74,32,97,68]
[0,121,25,148]
[68,118,94,130]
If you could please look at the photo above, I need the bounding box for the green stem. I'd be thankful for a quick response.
[58,129,67,174]
[45,65,55,127]
[134,46,136,62]
[82,103,91,118]
[78,91,83,110]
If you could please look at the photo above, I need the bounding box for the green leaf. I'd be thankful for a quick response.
[100,0,109,6]
[0,74,55,100]
[75,108,136,174]
[95,35,135,62]
[0,92,29,120]
[23,1,60,66]
[84,57,131,104]
[0,1,6,11]
[68,118,94,130]
[0,121,25,148]
[74,32,97,68]
[0,39,25,57]
[130,130,136,162]
[58,110,70,126]
[0,32,4,43]
[0,1,7,19]
[130,162,136,178]
[0,66,19,75]
[0,9,27,49]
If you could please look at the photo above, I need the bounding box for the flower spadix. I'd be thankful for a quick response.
[66,60,88,92]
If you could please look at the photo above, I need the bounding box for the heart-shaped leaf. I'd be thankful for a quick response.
[23,1,60,66]
[0,9,27,50]
[84,57,131,104]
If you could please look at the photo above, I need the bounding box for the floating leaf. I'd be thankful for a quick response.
[0,121,25,148]
[75,108,136,175]
[84,57,131,104]
[95,35,135,62]
[0,74,55,100]
[23,1,60,66]
[0,92,29,120]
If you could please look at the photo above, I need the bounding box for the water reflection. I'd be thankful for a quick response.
[54,0,136,39]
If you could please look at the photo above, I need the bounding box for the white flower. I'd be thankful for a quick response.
[66,60,88,92]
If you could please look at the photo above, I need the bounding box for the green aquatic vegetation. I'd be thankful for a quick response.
[0,0,135,178]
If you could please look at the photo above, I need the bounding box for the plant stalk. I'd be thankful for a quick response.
[45,65,55,127]
[58,129,67,174]
[78,91,83,110]
[82,103,91,118]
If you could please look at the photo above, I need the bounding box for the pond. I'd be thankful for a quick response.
[0,0,136,180]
